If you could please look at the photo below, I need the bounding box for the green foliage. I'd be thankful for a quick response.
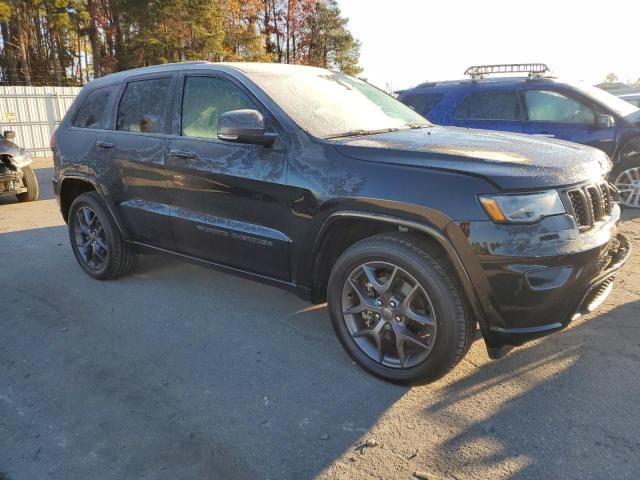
[0,0,362,85]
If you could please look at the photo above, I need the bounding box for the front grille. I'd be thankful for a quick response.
[566,182,614,230]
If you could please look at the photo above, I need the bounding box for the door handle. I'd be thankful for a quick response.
[96,141,114,149]
[169,149,197,159]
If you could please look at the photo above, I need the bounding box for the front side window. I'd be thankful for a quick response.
[73,86,116,129]
[454,90,520,121]
[116,78,172,133]
[524,90,595,124]
[181,76,257,140]
[401,93,444,116]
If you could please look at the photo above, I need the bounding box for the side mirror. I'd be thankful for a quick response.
[596,114,615,129]
[218,109,277,147]
[3,130,16,140]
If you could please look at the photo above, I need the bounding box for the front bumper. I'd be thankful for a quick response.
[0,169,26,195]
[454,207,631,348]
[486,232,630,346]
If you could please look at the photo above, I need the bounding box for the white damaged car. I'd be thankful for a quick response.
[0,131,38,202]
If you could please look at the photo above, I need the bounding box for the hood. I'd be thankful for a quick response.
[624,109,640,125]
[330,126,611,190]
[0,139,32,168]
[0,138,21,156]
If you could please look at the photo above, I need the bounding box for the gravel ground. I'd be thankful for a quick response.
[1,157,639,480]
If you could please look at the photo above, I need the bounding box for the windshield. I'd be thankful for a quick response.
[573,82,639,118]
[248,70,431,138]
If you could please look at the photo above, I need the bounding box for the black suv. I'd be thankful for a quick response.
[52,62,630,384]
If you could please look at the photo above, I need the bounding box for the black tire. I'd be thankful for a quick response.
[16,166,39,202]
[327,233,474,385]
[611,143,640,209]
[68,192,138,280]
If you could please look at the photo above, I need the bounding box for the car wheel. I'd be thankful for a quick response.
[612,140,640,209]
[68,192,138,280]
[16,166,39,202]
[612,161,640,209]
[328,233,474,385]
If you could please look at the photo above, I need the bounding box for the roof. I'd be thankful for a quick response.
[402,76,560,94]
[85,61,332,89]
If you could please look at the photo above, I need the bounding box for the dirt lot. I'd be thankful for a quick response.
[1,157,639,480]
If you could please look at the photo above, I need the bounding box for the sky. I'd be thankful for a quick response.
[337,0,639,91]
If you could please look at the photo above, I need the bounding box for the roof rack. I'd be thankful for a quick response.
[464,63,550,80]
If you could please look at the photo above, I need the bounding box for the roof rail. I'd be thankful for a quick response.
[464,63,550,80]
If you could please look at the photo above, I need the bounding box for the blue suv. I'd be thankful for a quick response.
[398,64,640,208]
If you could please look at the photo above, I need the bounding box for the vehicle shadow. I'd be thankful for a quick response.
[0,225,407,480]
[420,298,640,479]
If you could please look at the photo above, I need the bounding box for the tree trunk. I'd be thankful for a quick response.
[10,8,31,85]
[1,21,17,84]
[87,0,102,77]
[270,0,282,62]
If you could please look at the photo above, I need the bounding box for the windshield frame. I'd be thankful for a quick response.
[243,68,432,139]
[570,81,640,119]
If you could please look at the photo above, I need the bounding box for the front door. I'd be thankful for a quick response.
[100,74,175,248]
[520,89,617,156]
[166,73,290,280]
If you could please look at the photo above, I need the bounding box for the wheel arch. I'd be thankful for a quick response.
[59,175,128,237]
[613,134,640,165]
[309,211,488,329]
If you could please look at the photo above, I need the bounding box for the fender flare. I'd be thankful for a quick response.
[59,174,129,238]
[311,210,489,329]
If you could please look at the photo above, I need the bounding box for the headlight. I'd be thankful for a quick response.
[479,191,565,224]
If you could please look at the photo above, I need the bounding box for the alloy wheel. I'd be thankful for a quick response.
[74,206,109,270]
[341,261,437,369]
[614,167,640,208]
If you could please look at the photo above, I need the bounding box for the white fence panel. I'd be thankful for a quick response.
[0,86,81,157]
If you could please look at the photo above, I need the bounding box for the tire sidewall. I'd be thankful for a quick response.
[68,193,118,279]
[328,239,464,384]
[16,166,39,202]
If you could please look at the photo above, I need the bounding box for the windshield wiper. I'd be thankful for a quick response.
[405,122,432,129]
[325,127,402,139]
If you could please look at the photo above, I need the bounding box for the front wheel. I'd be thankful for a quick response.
[16,166,39,202]
[327,233,474,385]
[612,161,640,209]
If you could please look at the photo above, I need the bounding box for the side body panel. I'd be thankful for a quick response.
[95,73,176,248]
[165,70,292,280]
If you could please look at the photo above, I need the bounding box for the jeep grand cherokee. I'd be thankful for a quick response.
[51,62,630,384]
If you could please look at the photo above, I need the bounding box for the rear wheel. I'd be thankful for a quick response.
[68,192,138,279]
[16,166,39,202]
[327,233,474,385]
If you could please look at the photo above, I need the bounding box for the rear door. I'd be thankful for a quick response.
[99,73,176,248]
[58,83,118,180]
[165,71,290,280]
[520,88,616,155]
[448,89,524,133]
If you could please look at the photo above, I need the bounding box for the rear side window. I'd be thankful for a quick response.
[454,90,520,121]
[181,76,257,140]
[402,93,443,116]
[116,77,172,133]
[73,86,115,129]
